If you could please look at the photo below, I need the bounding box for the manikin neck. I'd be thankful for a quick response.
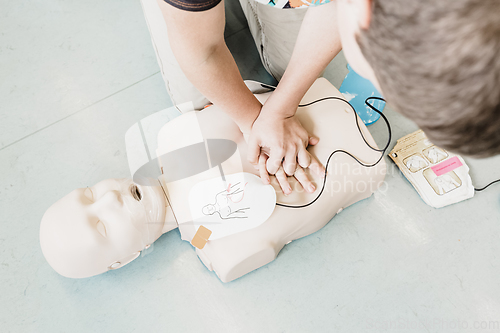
[159,182,178,234]
[161,204,178,234]
[155,175,178,234]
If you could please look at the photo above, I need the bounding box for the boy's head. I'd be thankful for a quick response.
[337,0,500,157]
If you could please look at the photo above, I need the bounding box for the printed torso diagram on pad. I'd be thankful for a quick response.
[188,173,276,240]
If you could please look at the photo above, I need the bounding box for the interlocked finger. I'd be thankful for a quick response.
[258,153,270,184]
[293,165,316,193]
[275,166,292,195]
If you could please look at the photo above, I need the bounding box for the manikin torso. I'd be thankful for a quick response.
[40,78,386,281]
[154,78,386,282]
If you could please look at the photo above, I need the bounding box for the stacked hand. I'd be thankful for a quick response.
[246,103,325,195]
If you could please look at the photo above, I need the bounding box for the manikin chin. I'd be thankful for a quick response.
[40,78,386,282]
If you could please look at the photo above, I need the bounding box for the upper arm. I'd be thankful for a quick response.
[163,0,221,12]
[156,0,226,63]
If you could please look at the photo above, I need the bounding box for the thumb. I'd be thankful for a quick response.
[247,136,261,165]
[308,136,319,146]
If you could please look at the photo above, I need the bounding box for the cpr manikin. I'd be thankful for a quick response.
[40,79,386,282]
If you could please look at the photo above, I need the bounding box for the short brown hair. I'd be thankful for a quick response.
[359,0,500,157]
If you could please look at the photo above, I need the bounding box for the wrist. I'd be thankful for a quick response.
[260,98,298,120]
[237,120,254,135]
[261,88,301,119]
[235,101,262,134]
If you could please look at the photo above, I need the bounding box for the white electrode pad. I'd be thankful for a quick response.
[390,130,474,208]
[188,172,276,240]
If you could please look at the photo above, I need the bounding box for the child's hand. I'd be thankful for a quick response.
[247,108,324,195]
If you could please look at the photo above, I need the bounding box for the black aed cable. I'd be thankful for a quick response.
[362,99,500,193]
[475,180,500,192]
[274,95,391,209]
[259,83,500,208]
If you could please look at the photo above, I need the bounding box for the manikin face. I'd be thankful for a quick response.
[40,179,166,278]
[336,0,380,91]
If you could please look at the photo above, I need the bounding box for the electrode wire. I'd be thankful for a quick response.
[276,96,390,209]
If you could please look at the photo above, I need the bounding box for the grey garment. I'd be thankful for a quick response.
[140,0,307,111]
[239,0,307,82]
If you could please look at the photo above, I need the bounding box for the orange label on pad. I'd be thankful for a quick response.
[191,226,212,250]
[431,156,463,176]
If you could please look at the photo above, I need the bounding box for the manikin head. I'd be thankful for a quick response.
[40,179,168,278]
[337,0,500,156]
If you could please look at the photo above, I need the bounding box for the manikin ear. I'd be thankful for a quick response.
[108,251,141,270]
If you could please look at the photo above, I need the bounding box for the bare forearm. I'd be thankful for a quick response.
[176,40,261,132]
[158,0,261,132]
[263,1,342,116]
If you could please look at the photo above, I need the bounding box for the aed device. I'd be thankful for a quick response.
[389,130,475,208]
